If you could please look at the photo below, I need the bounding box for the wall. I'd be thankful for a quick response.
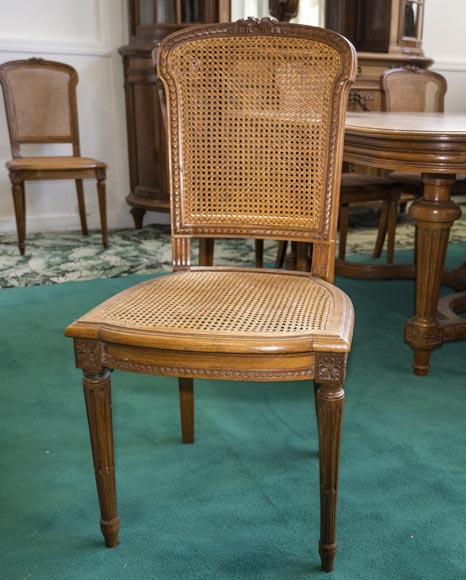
[0,0,133,233]
[0,1,464,234]
[423,0,466,112]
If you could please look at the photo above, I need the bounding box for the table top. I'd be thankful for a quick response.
[344,112,466,174]
[346,111,466,136]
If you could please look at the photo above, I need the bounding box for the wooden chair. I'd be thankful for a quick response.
[65,19,356,572]
[0,58,108,255]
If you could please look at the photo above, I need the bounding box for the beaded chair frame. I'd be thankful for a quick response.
[156,18,356,281]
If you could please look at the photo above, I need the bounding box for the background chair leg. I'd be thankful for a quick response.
[11,178,26,255]
[275,240,288,269]
[254,239,264,268]
[338,205,349,260]
[373,201,389,259]
[199,238,214,266]
[178,378,194,444]
[386,195,400,264]
[75,179,89,236]
[315,380,345,573]
[96,177,108,248]
[82,369,120,548]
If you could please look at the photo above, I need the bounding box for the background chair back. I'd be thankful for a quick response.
[156,19,356,280]
[382,66,447,112]
[0,58,80,157]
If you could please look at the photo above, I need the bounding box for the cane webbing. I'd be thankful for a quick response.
[168,36,341,233]
[384,69,446,113]
[3,66,72,140]
[82,271,334,336]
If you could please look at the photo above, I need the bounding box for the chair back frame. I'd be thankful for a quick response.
[0,57,81,158]
[156,18,356,281]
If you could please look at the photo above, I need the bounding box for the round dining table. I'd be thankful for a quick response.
[342,111,466,376]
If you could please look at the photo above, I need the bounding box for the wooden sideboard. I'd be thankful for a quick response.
[120,0,432,226]
[119,0,230,228]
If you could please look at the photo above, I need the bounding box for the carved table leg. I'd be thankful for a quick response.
[405,174,461,376]
[83,369,120,547]
[178,377,194,444]
[315,353,347,573]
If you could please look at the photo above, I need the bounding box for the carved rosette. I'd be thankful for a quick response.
[405,322,442,348]
[315,353,347,384]
[75,339,103,373]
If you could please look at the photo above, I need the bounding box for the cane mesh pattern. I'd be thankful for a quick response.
[3,66,72,140]
[384,69,446,113]
[83,271,334,335]
[168,36,341,233]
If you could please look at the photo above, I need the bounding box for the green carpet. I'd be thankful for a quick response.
[1,245,465,580]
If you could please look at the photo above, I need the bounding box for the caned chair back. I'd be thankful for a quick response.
[0,58,80,157]
[382,66,447,113]
[156,19,356,280]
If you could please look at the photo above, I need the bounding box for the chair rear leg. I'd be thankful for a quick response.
[178,378,194,443]
[255,239,264,268]
[96,174,108,248]
[75,179,88,236]
[10,176,26,255]
[82,369,120,547]
[315,378,345,573]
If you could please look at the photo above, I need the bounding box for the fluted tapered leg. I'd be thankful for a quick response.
[406,174,461,375]
[83,370,120,547]
[178,377,194,444]
[315,380,345,573]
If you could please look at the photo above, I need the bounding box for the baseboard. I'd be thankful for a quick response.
[0,209,170,234]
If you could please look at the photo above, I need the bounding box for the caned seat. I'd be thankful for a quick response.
[0,58,108,255]
[7,157,106,171]
[65,19,357,573]
[70,269,351,355]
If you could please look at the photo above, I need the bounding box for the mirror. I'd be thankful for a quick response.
[230,0,324,26]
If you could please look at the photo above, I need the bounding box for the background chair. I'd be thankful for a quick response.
[0,58,108,255]
[65,19,357,572]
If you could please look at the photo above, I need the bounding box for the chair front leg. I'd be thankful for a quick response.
[315,379,344,572]
[83,369,120,547]
[314,352,347,573]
